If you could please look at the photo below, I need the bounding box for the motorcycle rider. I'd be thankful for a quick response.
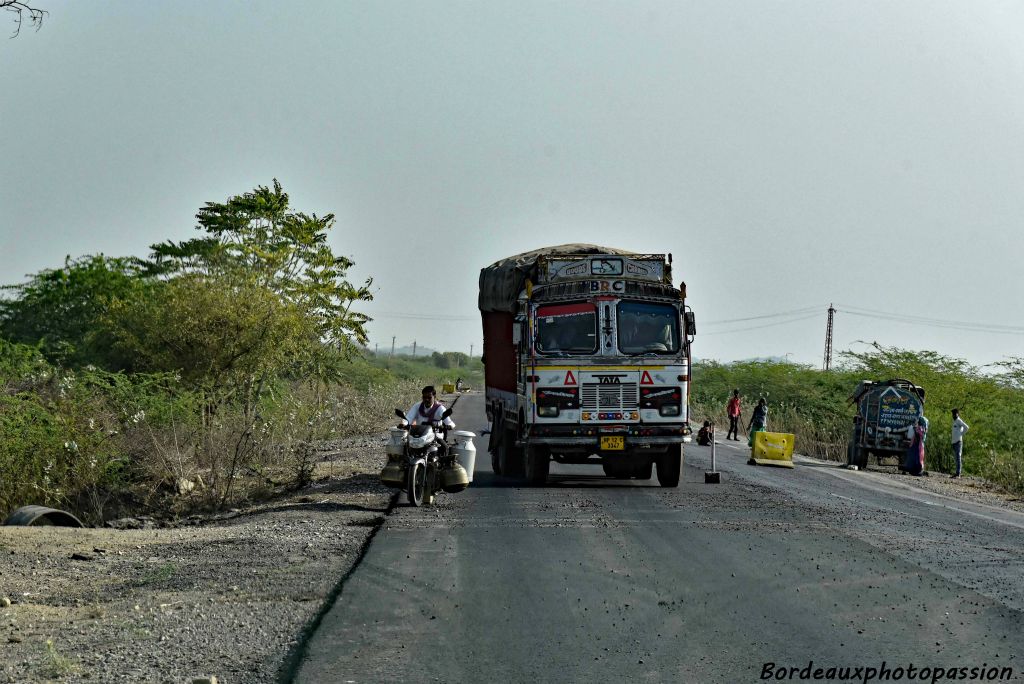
[405,386,456,429]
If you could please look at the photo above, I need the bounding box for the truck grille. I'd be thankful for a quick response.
[581,383,639,410]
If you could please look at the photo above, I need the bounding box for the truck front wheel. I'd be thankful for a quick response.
[490,413,503,475]
[855,448,869,469]
[634,459,653,480]
[526,444,550,485]
[657,445,682,487]
[499,427,525,478]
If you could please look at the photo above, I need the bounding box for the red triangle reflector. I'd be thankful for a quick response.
[564,371,577,385]
[640,371,654,385]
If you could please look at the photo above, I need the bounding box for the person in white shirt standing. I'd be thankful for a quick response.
[951,408,969,478]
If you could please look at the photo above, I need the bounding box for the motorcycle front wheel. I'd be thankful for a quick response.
[407,461,427,507]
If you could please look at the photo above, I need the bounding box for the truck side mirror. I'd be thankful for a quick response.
[684,311,696,336]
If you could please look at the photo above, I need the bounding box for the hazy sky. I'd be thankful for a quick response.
[2,1,1021,366]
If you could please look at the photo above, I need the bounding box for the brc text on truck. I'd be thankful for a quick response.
[478,245,695,487]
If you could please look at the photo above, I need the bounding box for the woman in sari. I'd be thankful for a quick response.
[903,416,928,476]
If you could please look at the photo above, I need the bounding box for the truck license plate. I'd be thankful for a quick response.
[600,436,625,451]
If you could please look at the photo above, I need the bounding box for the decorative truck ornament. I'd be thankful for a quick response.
[478,244,695,487]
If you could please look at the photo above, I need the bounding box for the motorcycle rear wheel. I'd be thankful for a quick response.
[407,462,427,507]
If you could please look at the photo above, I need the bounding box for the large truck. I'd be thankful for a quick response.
[846,379,926,470]
[478,245,695,487]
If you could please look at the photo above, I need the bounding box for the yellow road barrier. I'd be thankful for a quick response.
[748,431,795,468]
[442,383,456,394]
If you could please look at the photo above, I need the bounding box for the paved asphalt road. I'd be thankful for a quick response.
[293,392,1024,683]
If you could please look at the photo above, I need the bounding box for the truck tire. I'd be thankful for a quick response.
[657,445,682,487]
[634,459,653,480]
[526,445,550,485]
[499,428,525,478]
[489,413,503,475]
[855,447,869,469]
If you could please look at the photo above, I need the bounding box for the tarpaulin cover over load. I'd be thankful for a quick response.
[477,244,638,313]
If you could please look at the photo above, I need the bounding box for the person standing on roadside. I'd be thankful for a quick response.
[903,415,928,476]
[726,389,742,441]
[747,398,768,446]
[951,408,969,478]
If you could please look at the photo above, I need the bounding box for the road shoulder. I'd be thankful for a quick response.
[0,435,394,684]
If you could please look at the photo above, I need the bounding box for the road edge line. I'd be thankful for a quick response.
[276,489,401,683]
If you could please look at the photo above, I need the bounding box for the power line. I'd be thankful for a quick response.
[835,304,1024,335]
[699,312,822,336]
[702,306,822,326]
[371,312,476,321]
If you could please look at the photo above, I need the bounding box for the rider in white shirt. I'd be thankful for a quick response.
[405,386,456,428]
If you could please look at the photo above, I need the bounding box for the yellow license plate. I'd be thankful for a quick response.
[600,436,625,451]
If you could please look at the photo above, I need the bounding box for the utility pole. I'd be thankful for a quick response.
[390,336,396,358]
[470,344,473,359]
[412,340,417,357]
[823,303,836,371]
[374,343,378,356]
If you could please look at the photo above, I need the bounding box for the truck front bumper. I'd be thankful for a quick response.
[520,424,688,448]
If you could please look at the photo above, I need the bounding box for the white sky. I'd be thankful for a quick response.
[1,1,1021,366]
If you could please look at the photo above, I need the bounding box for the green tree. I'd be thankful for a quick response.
[0,255,145,368]
[145,180,373,358]
[106,275,309,405]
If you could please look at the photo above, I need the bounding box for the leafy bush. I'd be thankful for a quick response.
[0,340,199,523]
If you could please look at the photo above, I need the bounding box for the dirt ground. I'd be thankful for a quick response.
[0,434,395,684]
[804,452,1024,514]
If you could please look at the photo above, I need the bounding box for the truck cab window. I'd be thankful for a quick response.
[536,303,597,355]
[617,302,680,355]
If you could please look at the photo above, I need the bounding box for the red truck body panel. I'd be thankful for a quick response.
[481,311,516,395]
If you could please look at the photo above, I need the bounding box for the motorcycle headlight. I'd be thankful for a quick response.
[659,404,681,417]
[537,405,559,418]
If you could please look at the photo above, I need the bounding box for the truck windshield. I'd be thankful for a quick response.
[617,302,680,355]
[536,303,597,355]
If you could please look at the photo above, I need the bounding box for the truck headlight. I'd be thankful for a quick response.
[659,404,681,417]
[537,405,559,417]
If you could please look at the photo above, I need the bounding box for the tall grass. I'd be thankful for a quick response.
[0,341,477,522]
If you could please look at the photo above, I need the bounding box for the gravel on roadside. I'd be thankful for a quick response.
[0,434,395,684]
[794,452,1024,515]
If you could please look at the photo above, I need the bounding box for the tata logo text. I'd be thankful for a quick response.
[596,374,626,384]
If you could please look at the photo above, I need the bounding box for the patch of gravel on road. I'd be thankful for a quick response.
[796,453,1024,515]
[0,434,395,684]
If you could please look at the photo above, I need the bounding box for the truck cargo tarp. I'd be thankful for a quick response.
[478,244,637,313]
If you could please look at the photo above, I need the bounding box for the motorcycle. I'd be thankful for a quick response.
[379,401,475,506]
